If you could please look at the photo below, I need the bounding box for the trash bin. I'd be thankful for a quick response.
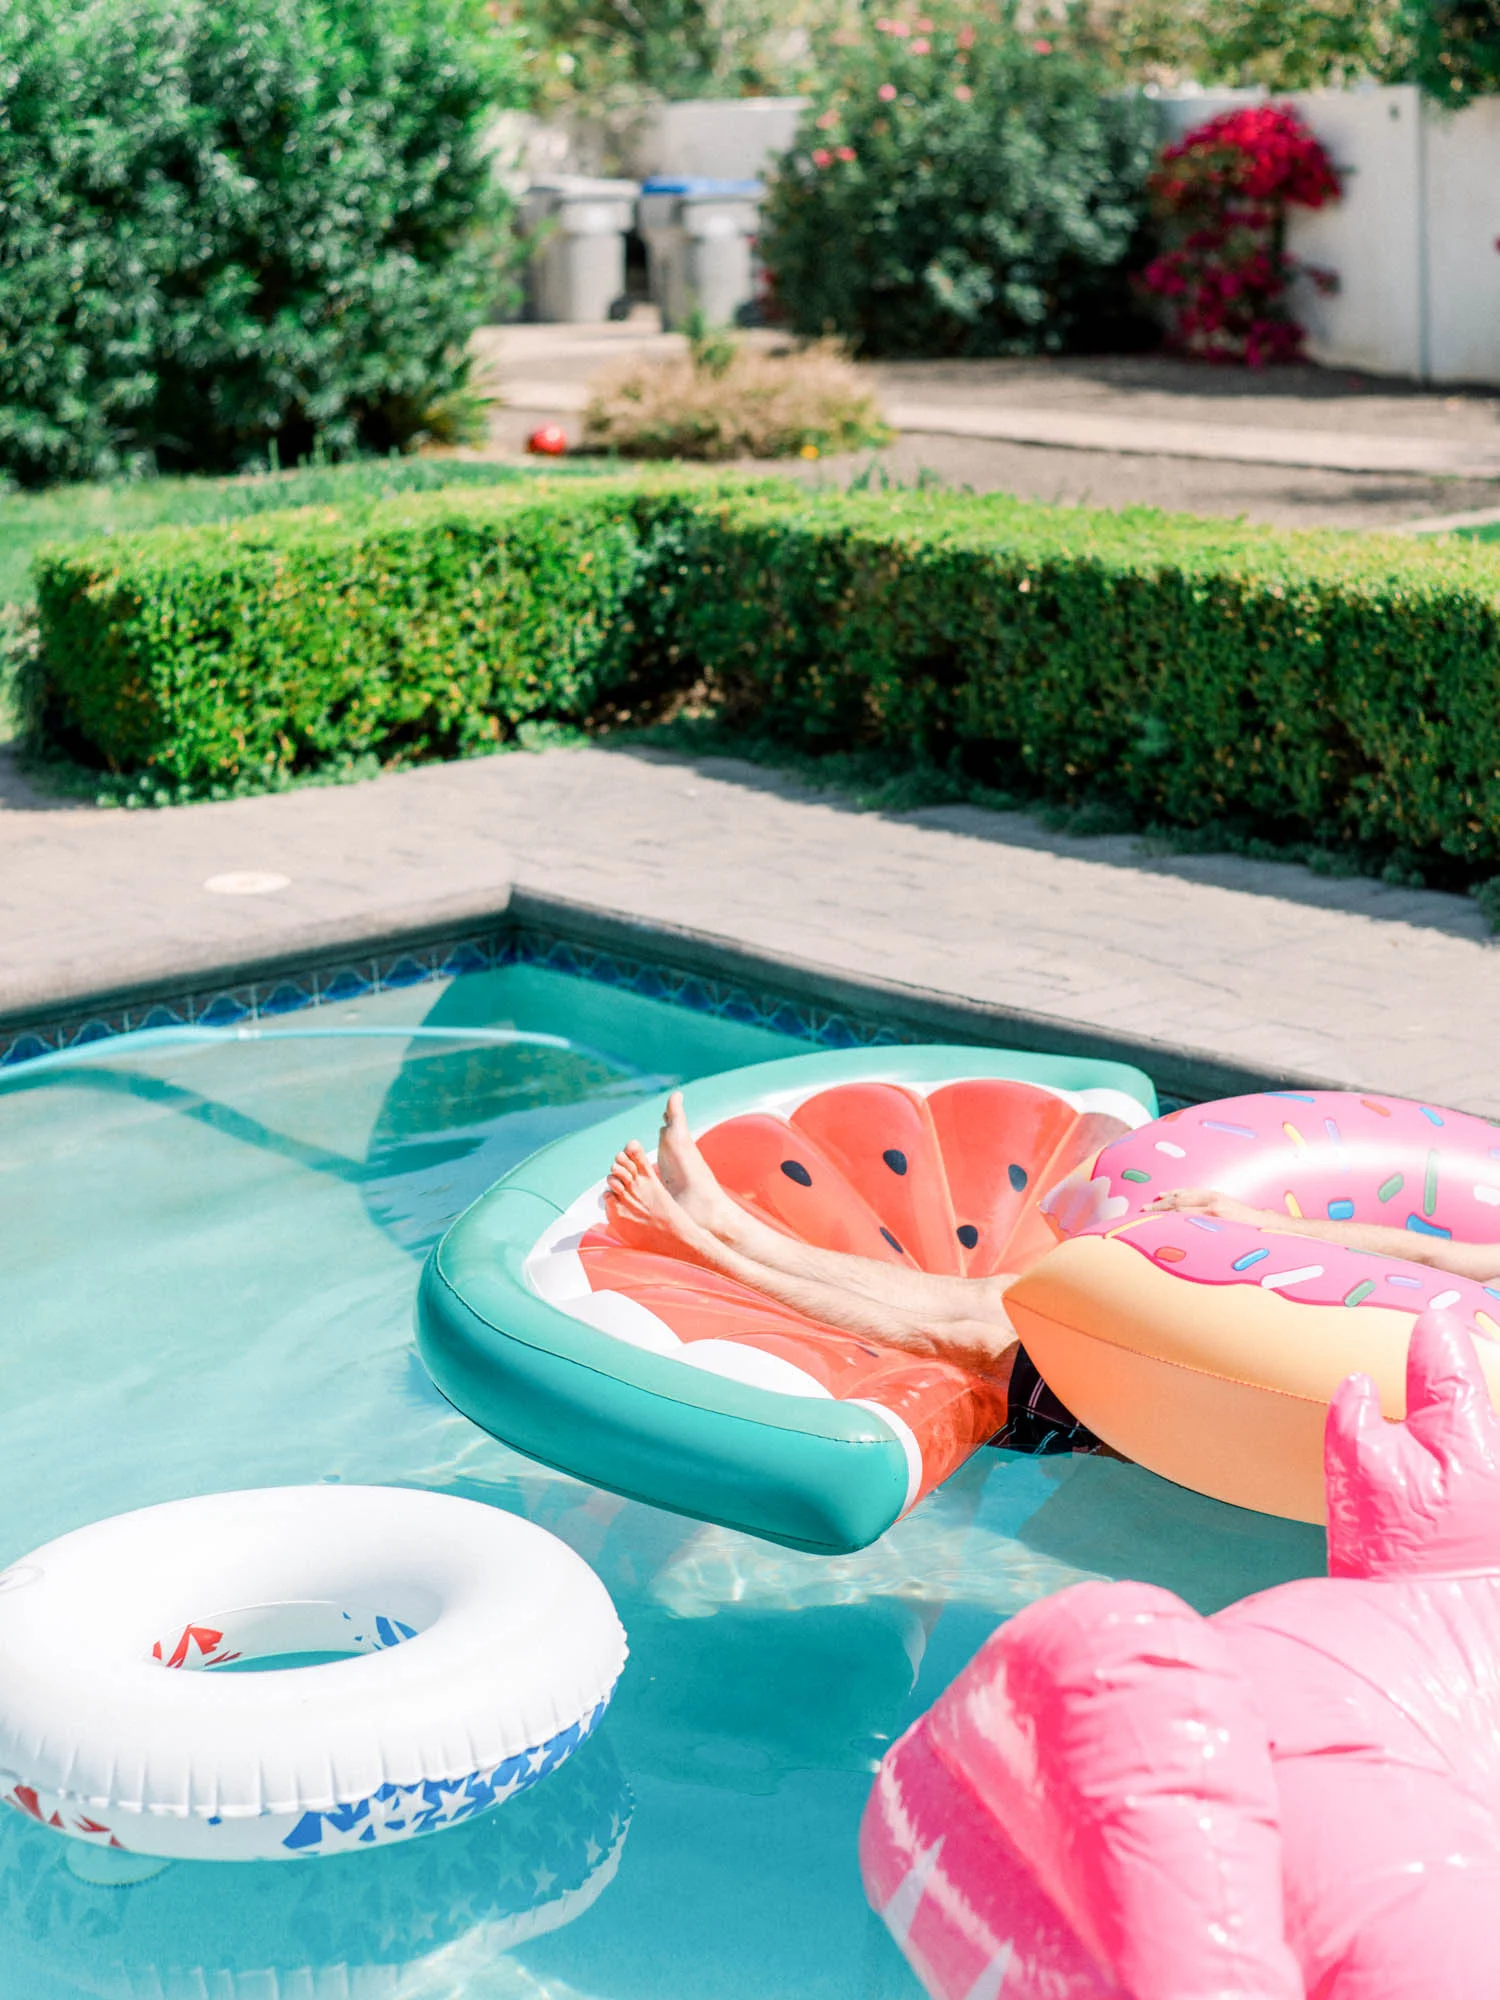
[636,179,764,330]
[520,176,639,323]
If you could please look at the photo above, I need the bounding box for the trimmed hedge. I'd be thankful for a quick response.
[31,475,1500,876]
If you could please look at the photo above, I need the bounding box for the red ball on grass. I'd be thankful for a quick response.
[526,424,568,457]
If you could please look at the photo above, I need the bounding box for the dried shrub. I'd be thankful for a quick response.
[581,336,891,461]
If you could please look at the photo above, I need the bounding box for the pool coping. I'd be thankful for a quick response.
[1,881,1344,1105]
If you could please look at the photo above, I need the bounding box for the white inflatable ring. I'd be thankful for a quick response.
[0,1486,627,1862]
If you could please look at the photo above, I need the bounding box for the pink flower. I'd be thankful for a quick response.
[911,36,930,52]
[837,145,856,162]
[811,147,833,168]
[886,19,909,34]
[916,13,933,26]
[957,23,974,46]
[815,107,838,129]
[954,83,972,101]
[878,82,897,100]
[1033,37,1053,52]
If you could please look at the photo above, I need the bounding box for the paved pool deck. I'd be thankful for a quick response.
[4,741,1497,1114]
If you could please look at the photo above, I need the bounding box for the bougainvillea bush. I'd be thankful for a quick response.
[0,0,519,486]
[758,9,1157,358]
[1141,105,1341,365]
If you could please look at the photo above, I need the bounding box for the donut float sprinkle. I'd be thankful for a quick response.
[1007,1088,1500,1521]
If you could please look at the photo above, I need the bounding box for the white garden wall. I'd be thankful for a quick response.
[1158,86,1500,386]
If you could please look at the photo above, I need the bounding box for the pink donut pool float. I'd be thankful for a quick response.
[862,1309,1500,2000]
[1005,1089,1500,1519]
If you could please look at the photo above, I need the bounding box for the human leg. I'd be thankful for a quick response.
[1151,1188,1500,1284]
[604,1146,1018,1375]
[617,1093,1014,1325]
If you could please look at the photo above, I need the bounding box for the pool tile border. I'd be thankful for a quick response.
[0,924,912,1072]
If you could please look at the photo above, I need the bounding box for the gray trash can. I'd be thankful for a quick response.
[637,178,764,330]
[520,176,639,323]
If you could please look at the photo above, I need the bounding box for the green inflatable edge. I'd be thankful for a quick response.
[416,1043,1159,1554]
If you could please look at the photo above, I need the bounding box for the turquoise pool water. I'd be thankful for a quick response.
[0,962,1325,2000]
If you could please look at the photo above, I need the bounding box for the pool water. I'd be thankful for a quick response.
[0,962,1325,2000]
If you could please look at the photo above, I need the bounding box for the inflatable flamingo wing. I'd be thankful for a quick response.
[862,1310,1500,2000]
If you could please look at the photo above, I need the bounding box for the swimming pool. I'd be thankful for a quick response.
[0,958,1324,2000]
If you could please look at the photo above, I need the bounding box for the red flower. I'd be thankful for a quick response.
[1141,104,1339,366]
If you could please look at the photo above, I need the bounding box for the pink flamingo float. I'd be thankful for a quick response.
[862,1308,1500,1999]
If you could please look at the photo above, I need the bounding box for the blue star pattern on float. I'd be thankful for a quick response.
[281,1696,614,1852]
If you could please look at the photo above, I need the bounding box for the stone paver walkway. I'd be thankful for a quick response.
[5,744,1497,1113]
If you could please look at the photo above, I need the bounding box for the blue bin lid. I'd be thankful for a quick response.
[639,177,763,197]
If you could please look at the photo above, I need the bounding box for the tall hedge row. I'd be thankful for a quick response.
[32,475,1500,875]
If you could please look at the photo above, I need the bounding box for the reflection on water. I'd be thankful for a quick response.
[0,963,1326,2000]
[0,1737,631,2000]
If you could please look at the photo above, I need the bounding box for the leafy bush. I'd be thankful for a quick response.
[1142,106,1341,364]
[32,476,1500,892]
[30,485,662,789]
[0,0,519,488]
[1407,0,1500,100]
[512,0,829,104]
[759,8,1157,358]
[1110,0,1412,90]
[582,329,891,459]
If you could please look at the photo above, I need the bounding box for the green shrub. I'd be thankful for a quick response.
[32,476,1500,886]
[1110,0,1412,90]
[1407,0,1500,100]
[759,8,1157,357]
[0,0,519,488]
[581,333,891,459]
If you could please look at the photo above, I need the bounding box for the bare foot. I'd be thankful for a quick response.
[1148,1187,1271,1228]
[652,1091,743,1238]
[605,1143,714,1261]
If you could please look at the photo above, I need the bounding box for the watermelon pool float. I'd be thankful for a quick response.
[416,1046,1155,1553]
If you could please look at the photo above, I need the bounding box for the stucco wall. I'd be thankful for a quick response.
[1159,86,1500,386]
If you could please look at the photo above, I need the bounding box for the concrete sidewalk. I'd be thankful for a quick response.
[5,743,1496,1113]
[494,350,1500,479]
[473,320,1500,530]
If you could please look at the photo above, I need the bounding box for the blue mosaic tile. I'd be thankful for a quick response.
[68,1019,116,1046]
[440,943,489,978]
[1,1033,52,1067]
[199,994,250,1027]
[261,981,315,1017]
[815,1015,861,1050]
[767,1004,812,1037]
[138,1004,187,1031]
[318,967,372,1003]
[1,920,949,1075]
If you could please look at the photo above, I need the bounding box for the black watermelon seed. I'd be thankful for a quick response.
[956,1224,979,1249]
[882,1148,908,1176]
[780,1159,813,1187]
[1008,1164,1029,1192]
[880,1227,904,1254]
